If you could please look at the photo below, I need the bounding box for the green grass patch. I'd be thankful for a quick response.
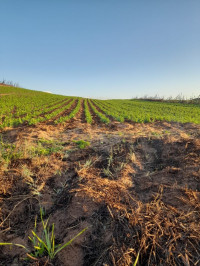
[73,140,90,149]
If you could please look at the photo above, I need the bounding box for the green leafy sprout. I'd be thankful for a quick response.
[73,139,90,149]
[0,207,87,260]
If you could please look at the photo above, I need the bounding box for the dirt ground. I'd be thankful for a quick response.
[0,120,200,266]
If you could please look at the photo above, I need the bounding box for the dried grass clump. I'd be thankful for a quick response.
[77,163,200,266]
[130,188,200,266]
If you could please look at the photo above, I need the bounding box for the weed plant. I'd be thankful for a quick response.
[0,207,87,260]
[73,139,90,149]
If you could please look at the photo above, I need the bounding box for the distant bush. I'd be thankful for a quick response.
[132,94,200,105]
[0,79,19,87]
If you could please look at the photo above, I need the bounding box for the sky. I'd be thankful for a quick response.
[1,0,200,99]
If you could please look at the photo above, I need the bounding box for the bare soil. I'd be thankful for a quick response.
[0,120,200,266]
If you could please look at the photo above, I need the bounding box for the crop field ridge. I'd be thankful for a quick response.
[0,85,200,266]
[12,98,69,120]
[74,99,86,124]
[90,100,114,122]
[88,100,110,124]
[86,99,101,125]
[51,99,78,124]
[46,98,76,124]
[37,98,73,119]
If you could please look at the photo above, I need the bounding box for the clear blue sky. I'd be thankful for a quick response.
[1,0,200,99]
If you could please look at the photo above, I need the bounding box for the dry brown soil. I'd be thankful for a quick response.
[0,120,200,265]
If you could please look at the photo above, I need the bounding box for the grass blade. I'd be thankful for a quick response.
[54,227,87,256]
[51,223,55,253]
[32,230,48,250]
[0,242,29,252]
[0,243,13,245]
[133,250,140,266]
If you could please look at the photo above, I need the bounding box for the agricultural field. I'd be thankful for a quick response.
[0,85,200,266]
[1,86,200,129]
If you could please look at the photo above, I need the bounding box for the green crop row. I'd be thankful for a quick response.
[29,98,76,125]
[55,98,82,124]
[92,100,124,122]
[84,99,93,124]
[1,86,200,128]
[1,97,74,128]
[20,98,72,125]
[88,100,110,123]
[28,98,71,119]
[94,99,200,124]
[0,87,66,118]
[0,86,71,128]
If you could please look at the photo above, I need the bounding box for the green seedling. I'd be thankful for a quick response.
[73,140,90,149]
[0,207,87,260]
